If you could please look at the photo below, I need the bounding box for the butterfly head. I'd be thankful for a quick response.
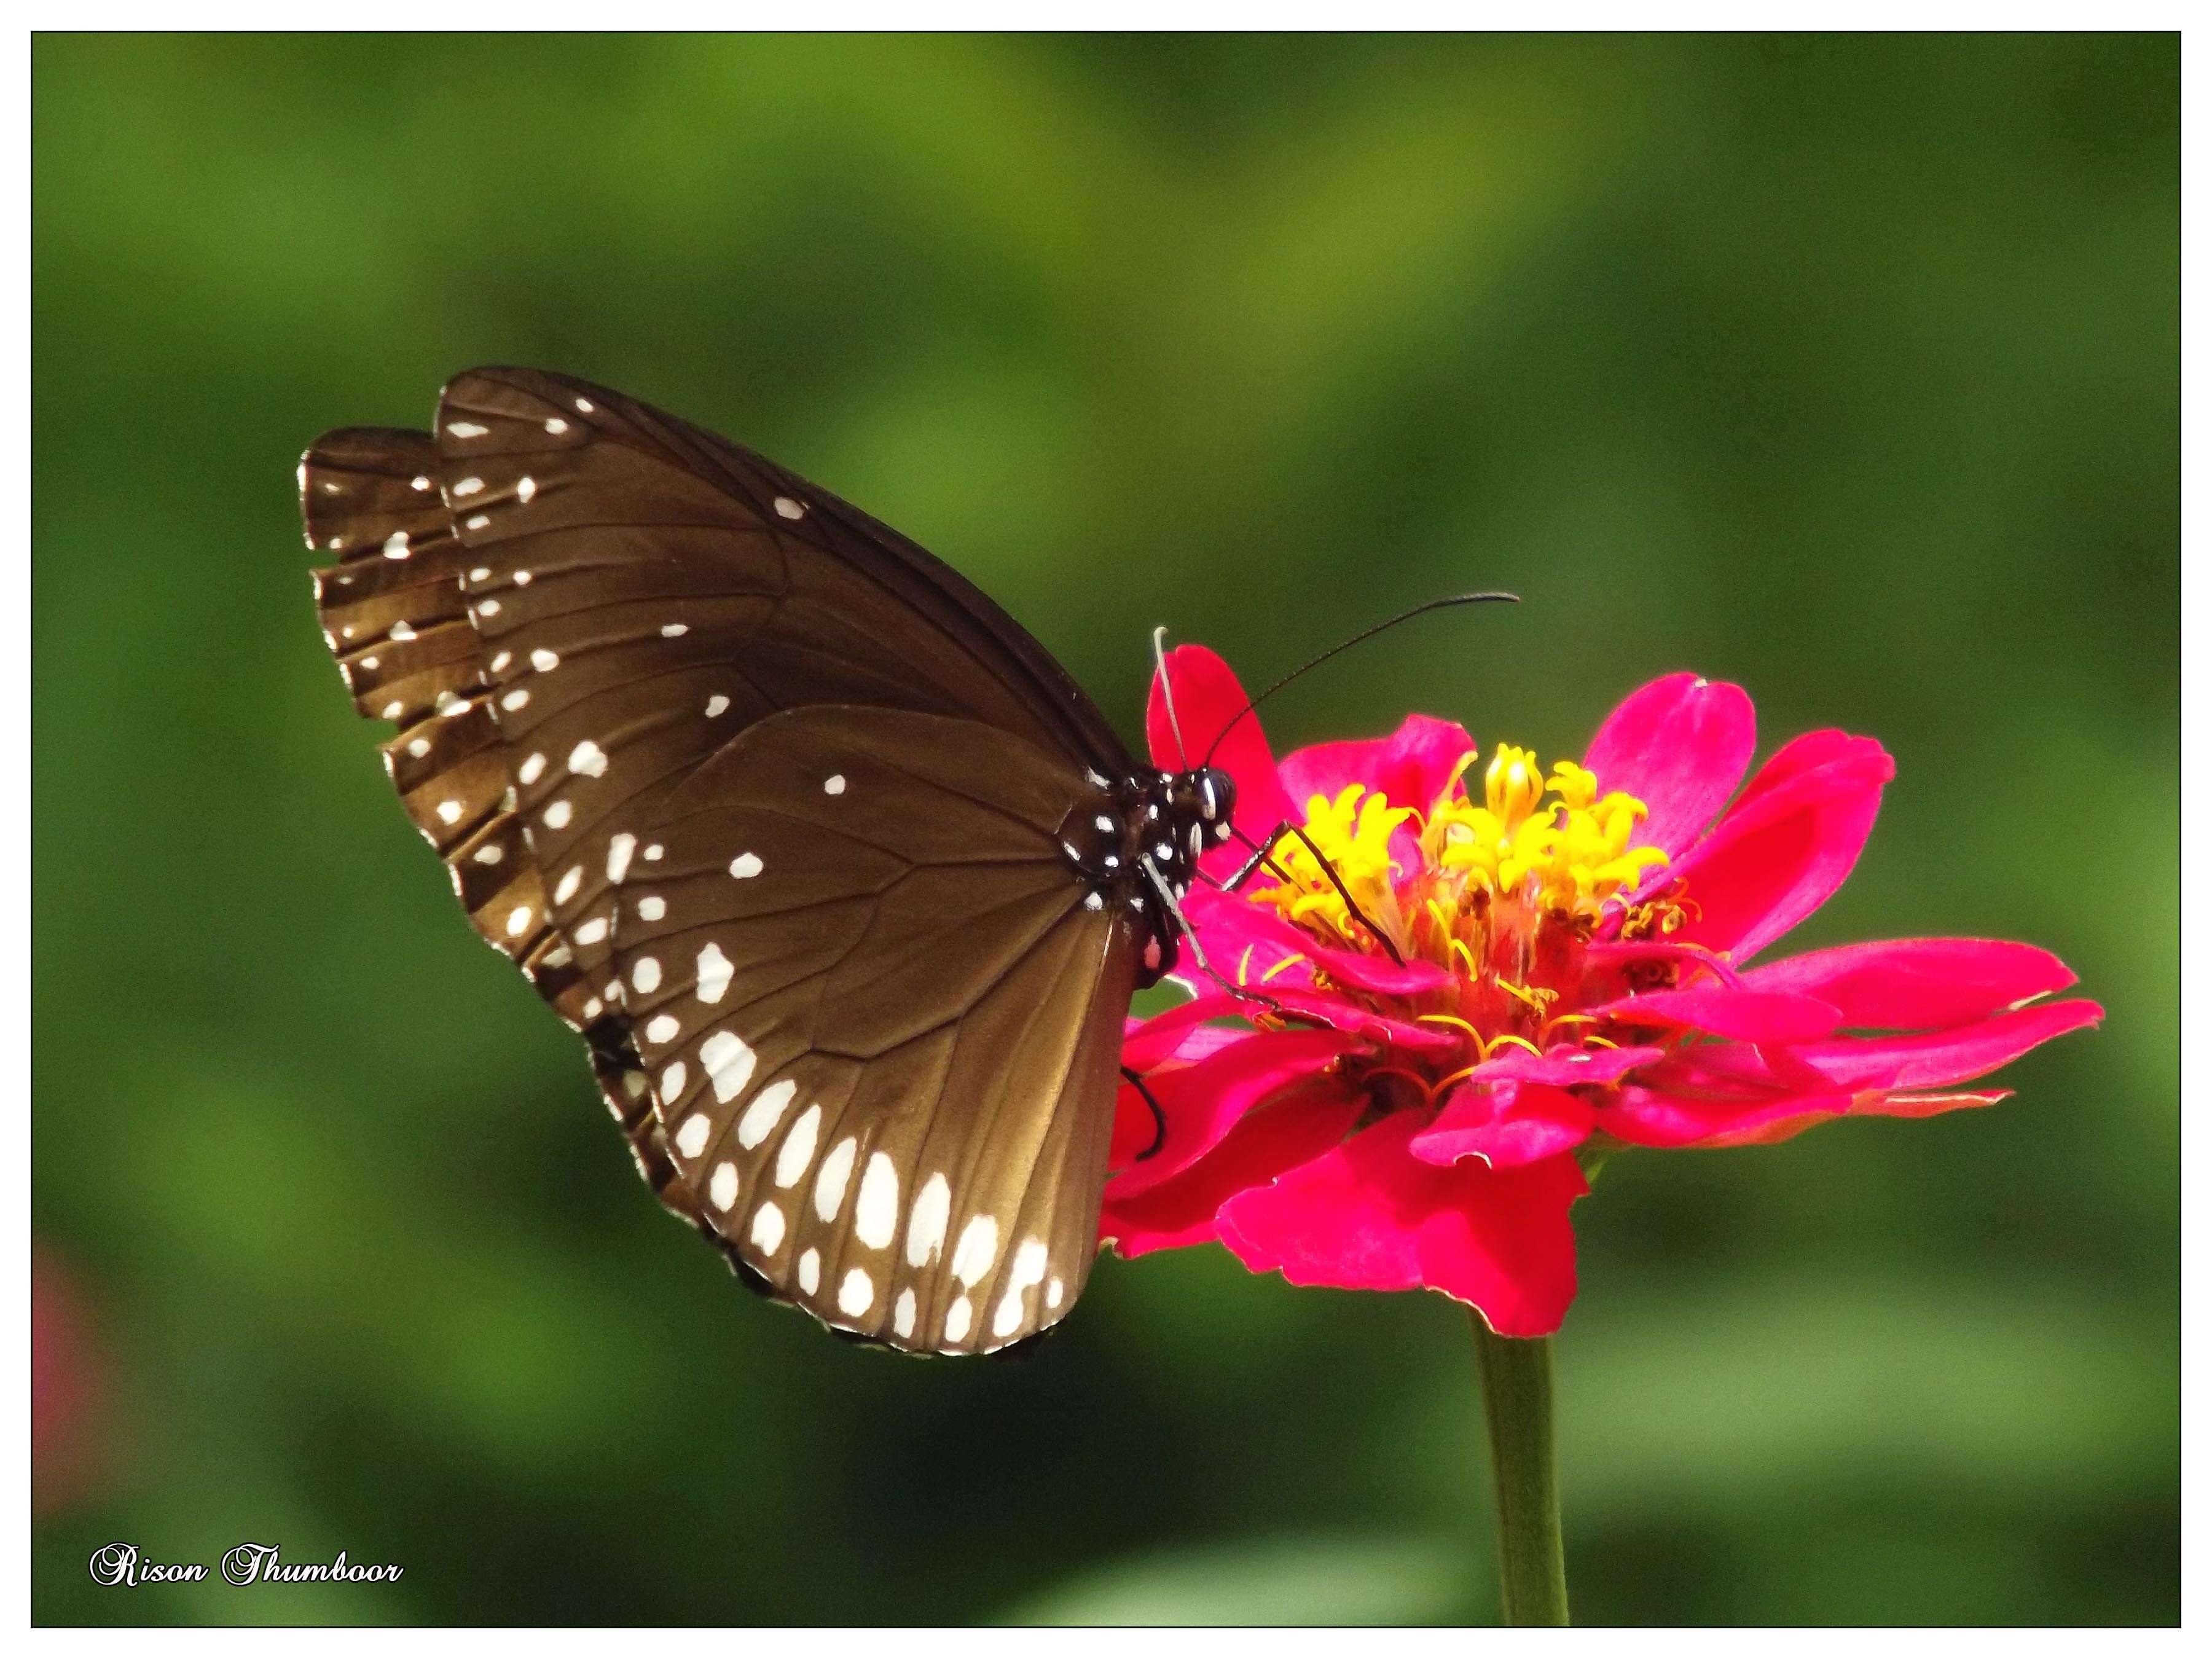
[1135,765,1237,893]
[1163,766,1237,850]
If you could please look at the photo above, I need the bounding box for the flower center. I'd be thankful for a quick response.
[1249,743,1679,1070]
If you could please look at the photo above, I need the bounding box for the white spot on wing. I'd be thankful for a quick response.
[855,1153,900,1250]
[894,1288,916,1339]
[774,496,804,520]
[951,1215,998,1287]
[943,1296,973,1344]
[570,740,608,778]
[531,648,560,672]
[382,531,409,559]
[906,1174,951,1266]
[709,1163,738,1211]
[823,774,846,796]
[447,421,488,437]
[645,1014,679,1045]
[675,1113,710,1159]
[453,476,484,497]
[729,852,763,879]
[992,1240,1051,1339]
[774,1104,821,1188]
[750,1202,784,1253]
[630,956,660,994]
[660,1059,686,1099]
[708,1034,763,1107]
[606,832,637,883]
[837,1268,873,1317]
[704,694,729,718]
[696,941,733,1002]
[813,1137,857,1222]
[797,1248,820,1295]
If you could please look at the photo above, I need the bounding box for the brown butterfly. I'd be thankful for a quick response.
[302,367,1240,1355]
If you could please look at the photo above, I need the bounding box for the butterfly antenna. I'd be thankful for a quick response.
[1201,591,1517,767]
[1152,625,1191,767]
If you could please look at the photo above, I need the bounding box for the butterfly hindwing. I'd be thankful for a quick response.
[608,706,1137,1353]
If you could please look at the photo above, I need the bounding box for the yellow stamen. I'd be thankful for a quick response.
[1416,1012,1486,1044]
[1247,734,1680,1095]
[1480,1032,1544,1061]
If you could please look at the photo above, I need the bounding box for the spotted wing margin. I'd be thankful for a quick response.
[608,707,1139,1354]
[303,426,686,1209]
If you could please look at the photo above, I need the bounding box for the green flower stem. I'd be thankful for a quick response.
[1471,1314,1570,1626]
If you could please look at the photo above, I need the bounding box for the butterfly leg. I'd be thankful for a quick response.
[1120,1065,1169,1161]
[1220,821,1406,967]
[1140,857,1290,1019]
[1220,821,1297,890]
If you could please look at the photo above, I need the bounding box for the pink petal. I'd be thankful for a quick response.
[1101,1086,1363,1258]
[1582,673,1757,859]
[1301,941,1456,997]
[1586,984,1844,1043]
[1121,991,1256,1072]
[1605,1083,2019,1150]
[1179,885,1451,999]
[1583,938,1747,987]
[1217,1111,1586,1337]
[1276,713,1478,822]
[1260,987,1465,1059]
[1409,1082,1596,1169]
[1459,1043,1669,1089]
[1601,1084,1857,1149]
[1728,728,1870,812]
[1175,887,1322,995]
[1110,1027,1363,1198]
[1667,739,1893,960]
[1148,646,1293,877]
[1743,937,2080,1030]
[1780,998,2103,1091]
[1714,1089,2013,1148]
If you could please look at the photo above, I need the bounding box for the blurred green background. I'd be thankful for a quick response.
[32,33,2176,1625]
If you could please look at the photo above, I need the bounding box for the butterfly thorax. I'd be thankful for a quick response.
[1058,764,1236,987]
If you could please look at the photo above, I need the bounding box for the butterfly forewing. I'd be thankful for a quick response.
[302,367,1152,1352]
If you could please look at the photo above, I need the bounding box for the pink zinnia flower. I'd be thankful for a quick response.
[1101,649,2102,1338]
